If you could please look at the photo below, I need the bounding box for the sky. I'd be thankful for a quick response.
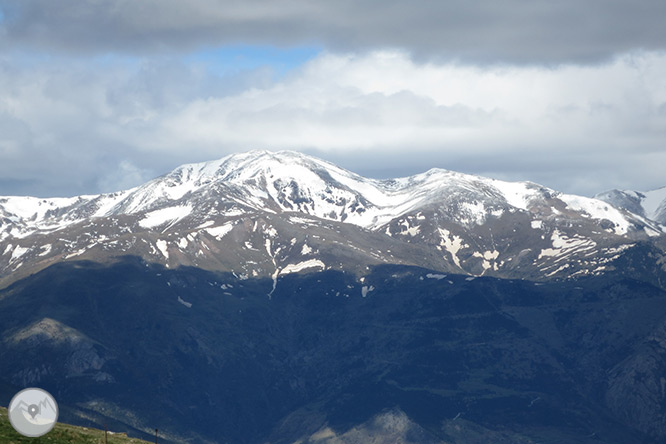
[0,0,665,198]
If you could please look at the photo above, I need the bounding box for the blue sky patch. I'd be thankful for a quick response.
[184,45,321,79]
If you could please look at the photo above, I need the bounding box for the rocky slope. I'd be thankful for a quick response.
[1,150,664,290]
[1,260,665,443]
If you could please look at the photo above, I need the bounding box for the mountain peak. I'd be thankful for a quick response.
[165,150,359,191]
[596,186,666,225]
[1,150,664,289]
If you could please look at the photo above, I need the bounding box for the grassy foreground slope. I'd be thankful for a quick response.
[0,407,151,444]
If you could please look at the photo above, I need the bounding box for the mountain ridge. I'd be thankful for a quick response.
[2,151,666,442]
[1,150,665,290]
[596,186,666,225]
[3,150,664,234]
[2,258,664,443]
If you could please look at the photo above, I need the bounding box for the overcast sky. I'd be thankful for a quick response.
[1,0,665,198]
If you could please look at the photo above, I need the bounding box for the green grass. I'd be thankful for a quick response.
[0,407,152,444]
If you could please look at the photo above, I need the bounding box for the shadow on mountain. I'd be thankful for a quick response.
[1,256,666,443]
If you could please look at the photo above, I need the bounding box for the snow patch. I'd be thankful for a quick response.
[493,181,535,211]
[538,230,596,260]
[38,244,52,256]
[641,187,666,221]
[472,250,500,271]
[290,216,318,225]
[483,250,499,260]
[10,245,29,261]
[361,285,375,297]
[438,228,465,269]
[155,240,169,259]
[559,194,630,235]
[177,296,192,308]
[399,219,421,236]
[205,223,234,240]
[460,201,487,225]
[426,273,446,280]
[280,259,326,275]
[644,225,662,237]
[139,205,193,229]
[64,248,87,259]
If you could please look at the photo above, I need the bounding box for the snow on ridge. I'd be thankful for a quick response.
[90,191,134,217]
[641,187,666,221]
[0,150,656,242]
[491,180,537,211]
[595,186,666,228]
[559,194,631,235]
[139,205,193,229]
[0,195,83,220]
[0,190,134,240]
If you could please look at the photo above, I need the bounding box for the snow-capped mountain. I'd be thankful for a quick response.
[1,150,664,288]
[3,150,666,443]
[596,187,666,225]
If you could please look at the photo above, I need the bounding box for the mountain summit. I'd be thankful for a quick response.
[1,150,665,289]
[2,151,666,443]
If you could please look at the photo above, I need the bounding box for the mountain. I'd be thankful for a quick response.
[2,260,665,443]
[2,150,666,443]
[596,187,666,225]
[1,150,665,290]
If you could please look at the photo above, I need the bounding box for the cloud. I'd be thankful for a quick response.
[0,50,665,198]
[97,161,155,194]
[1,0,666,64]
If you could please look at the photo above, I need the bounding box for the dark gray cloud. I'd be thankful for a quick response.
[1,0,666,64]
[0,3,664,199]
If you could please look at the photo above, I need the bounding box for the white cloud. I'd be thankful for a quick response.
[97,161,155,194]
[1,50,665,197]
